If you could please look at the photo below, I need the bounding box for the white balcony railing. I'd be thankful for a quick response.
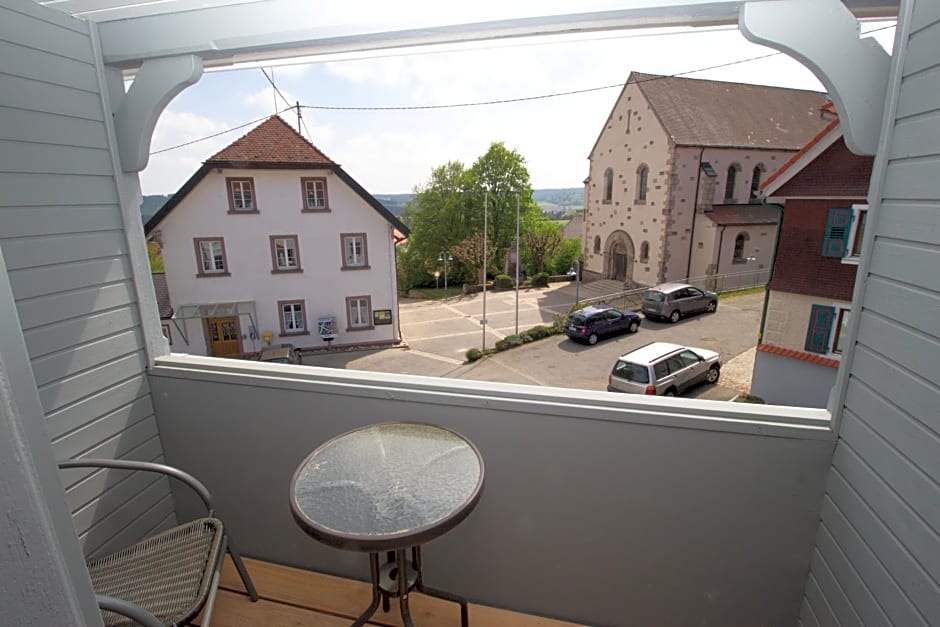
[149,354,834,626]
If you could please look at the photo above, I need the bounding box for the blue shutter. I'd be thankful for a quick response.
[822,207,854,257]
[805,305,836,353]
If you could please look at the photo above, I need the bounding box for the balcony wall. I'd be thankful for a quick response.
[149,355,835,627]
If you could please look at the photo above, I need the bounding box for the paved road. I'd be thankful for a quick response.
[303,283,764,402]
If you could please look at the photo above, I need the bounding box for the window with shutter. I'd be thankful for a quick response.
[822,207,854,257]
[805,304,836,353]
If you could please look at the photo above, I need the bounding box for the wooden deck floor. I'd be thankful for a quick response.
[199,557,584,626]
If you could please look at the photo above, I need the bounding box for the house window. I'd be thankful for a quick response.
[161,323,172,346]
[341,233,369,269]
[603,168,613,203]
[270,235,302,272]
[804,304,850,356]
[301,177,329,211]
[226,178,257,212]
[750,164,765,198]
[733,232,749,263]
[724,164,740,202]
[822,207,855,258]
[843,204,869,264]
[279,300,308,335]
[625,109,632,133]
[194,238,228,276]
[637,165,649,202]
[639,241,649,263]
[346,295,373,330]
[593,236,601,254]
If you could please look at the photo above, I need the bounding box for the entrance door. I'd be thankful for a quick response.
[613,253,627,281]
[206,316,241,357]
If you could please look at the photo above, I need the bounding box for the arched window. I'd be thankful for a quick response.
[750,164,765,198]
[724,164,740,201]
[636,165,649,202]
[733,232,749,263]
[639,241,650,263]
[594,235,602,254]
[603,168,614,203]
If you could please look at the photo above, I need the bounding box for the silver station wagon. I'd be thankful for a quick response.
[641,283,718,323]
[607,342,721,396]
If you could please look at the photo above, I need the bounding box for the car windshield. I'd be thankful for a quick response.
[612,360,649,383]
[644,290,665,302]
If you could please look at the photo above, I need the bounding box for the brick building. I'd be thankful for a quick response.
[752,114,874,407]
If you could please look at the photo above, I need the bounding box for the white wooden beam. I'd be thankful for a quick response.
[740,0,891,155]
[93,0,897,70]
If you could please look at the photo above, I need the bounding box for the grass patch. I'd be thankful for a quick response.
[733,393,766,404]
[408,287,461,300]
[719,286,766,299]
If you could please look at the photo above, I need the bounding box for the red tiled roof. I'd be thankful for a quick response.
[207,115,334,166]
[703,204,780,226]
[757,343,840,368]
[760,117,841,191]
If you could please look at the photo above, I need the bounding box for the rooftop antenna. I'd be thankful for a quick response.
[296,101,302,137]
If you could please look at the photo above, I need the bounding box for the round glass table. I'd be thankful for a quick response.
[290,422,485,627]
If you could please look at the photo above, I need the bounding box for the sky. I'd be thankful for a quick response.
[139,13,895,197]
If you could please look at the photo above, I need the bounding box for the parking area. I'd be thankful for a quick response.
[302,283,765,401]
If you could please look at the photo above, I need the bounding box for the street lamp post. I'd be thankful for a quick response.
[437,251,452,297]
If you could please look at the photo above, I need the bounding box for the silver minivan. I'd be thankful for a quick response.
[607,342,720,396]
[641,283,718,323]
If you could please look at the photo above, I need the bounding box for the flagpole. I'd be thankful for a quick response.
[481,190,488,351]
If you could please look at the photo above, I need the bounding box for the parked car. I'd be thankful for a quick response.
[565,305,641,345]
[641,282,718,323]
[259,344,302,364]
[607,341,720,396]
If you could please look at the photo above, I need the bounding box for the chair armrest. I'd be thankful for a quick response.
[96,594,164,627]
[59,458,214,515]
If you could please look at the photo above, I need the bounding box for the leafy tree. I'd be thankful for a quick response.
[148,242,164,272]
[469,143,542,271]
[451,232,497,283]
[550,237,582,274]
[523,220,564,273]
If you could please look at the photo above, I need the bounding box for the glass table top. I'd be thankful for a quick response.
[290,422,484,551]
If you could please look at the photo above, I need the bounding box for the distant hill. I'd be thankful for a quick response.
[139,187,583,221]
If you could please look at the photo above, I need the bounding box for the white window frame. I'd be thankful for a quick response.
[229,178,255,211]
[199,240,226,273]
[830,305,851,357]
[273,236,300,270]
[343,234,367,268]
[303,177,328,210]
[348,297,371,329]
[841,203,868,265]
[281,301,306,334]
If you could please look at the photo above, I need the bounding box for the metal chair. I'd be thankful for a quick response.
[59,458,259,626]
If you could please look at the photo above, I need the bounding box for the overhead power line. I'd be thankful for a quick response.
[148,23,894,155]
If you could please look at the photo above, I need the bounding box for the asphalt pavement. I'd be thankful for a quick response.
[303,283,765,402]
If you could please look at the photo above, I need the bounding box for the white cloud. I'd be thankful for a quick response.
[141,110,237,194]
[244,86,298,115]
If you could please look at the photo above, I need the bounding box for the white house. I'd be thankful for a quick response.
[145,115,409,357]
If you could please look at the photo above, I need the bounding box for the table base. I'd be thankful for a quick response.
[352,546,469,627]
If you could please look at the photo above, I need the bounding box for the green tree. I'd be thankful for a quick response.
[550,237,582,274]
[469,143,542,271]
[451,232,497,283]
[148,242,164,272]
[523,220,564,274]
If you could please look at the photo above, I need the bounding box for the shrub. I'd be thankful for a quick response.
[494,274,514,289]
[530,272,549,287]
[496,335,525,351]
[527,325,553,340]
[520,332,533,343]
[465,348,483,362]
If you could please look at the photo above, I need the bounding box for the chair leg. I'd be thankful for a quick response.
[226,539,259,601]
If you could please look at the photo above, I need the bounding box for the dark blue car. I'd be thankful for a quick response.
[565,305,641,345]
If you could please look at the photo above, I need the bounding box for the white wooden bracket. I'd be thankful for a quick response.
[112,55,203,172]
[739,0,890,155]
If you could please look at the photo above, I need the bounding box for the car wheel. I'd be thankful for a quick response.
[628,321,639,333]
[705,365,720,384]
[669,310,681,323]
[706,300,717,313]
[588,333,599,345]
[664,388,677,397]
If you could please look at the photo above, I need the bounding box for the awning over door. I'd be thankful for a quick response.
[171,301,257,345]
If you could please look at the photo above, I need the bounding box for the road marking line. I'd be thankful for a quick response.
[405,348,464,366]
